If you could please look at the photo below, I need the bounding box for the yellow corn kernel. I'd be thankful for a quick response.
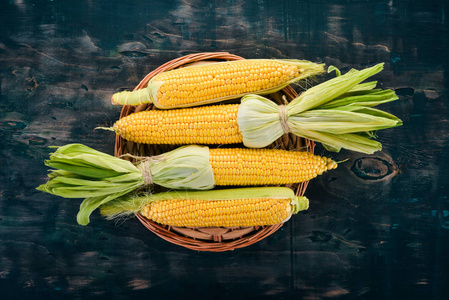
[140,197,292,227]
[208,148,337,186]
[111,59,324,108]
[112,104,242,145]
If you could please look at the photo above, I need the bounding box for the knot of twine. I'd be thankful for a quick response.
[278,105,291,134]
[137,160,153,185]
[120,154,166,186]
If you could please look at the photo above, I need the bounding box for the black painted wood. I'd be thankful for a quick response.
[1,1,448,299]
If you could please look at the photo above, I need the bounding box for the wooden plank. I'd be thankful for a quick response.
[1,0,449,299]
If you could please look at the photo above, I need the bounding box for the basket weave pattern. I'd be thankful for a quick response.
[114,52,315,252]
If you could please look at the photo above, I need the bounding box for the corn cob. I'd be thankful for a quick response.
[208,147,337,186]
[111,59,324,108]
[37,144,335,225]
[107,63,402,154]
[100,187,309,227]
[111,104,242,145]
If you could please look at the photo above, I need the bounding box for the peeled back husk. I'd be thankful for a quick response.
[37,144,214,225]
[237,63,402,153]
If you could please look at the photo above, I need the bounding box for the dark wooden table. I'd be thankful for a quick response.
[1,1,448,299]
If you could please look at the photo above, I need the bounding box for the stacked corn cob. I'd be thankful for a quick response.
[38,56,401,231]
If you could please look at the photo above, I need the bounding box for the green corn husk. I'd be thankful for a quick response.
[238,63,402,153]
[99,186,309,224]
[37,144,214,225]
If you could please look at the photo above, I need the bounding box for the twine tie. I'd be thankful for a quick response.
[120,154,166,186]
[278,105,291,134]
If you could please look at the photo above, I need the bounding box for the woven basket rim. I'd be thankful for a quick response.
[114,52,315,251]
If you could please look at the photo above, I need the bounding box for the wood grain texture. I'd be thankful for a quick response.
[1,0,449,299]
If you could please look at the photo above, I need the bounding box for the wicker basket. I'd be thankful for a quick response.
[114,52,315,252]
